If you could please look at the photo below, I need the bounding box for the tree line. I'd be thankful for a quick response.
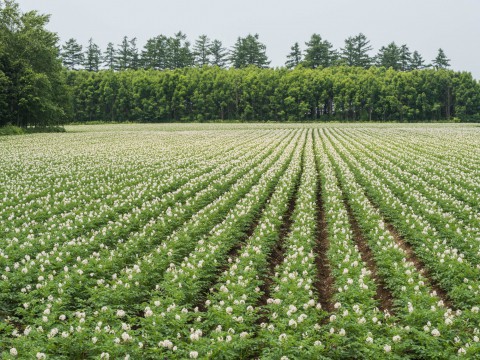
[1,0,479,129]
[66,66,480,123]
[61,32,451,72]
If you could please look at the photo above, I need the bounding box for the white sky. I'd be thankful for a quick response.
[16,0,480,79]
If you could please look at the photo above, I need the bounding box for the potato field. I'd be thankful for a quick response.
[1,123,479,359]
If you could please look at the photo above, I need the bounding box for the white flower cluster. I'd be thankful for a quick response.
[3,125,480,358]
[259,133,327,351]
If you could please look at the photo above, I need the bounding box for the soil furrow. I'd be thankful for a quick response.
[257,175,300,309]
[327,127,456,311]
[384,221,455,309]
[313,161,335,314]
[192,148,298,313]
[255,147,305,322]
[342,198,395,313]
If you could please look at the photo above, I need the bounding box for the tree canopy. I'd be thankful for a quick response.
[2,0,478,128]
[61,38,84,70]
[66,66,480,123]
[193,35,211,67]
[0,0,69,128]
[59,30,457,76]
[229,34,270,68]
[84,38,102,72]
[340,33,372,68]
[209,39,228,68]
[285,42,302,69]
[303,34,338,68]
[433,48,450,69]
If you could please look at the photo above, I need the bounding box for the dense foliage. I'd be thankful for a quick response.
[1,0,480,127]
[1,124,479,359]
[0,0,69,128]
[60,32,450,72]
[66,66,480,122]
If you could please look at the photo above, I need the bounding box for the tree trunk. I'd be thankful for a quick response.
[446,87,451,120]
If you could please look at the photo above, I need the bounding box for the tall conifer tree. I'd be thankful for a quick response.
[103,42,116,70]
[410,50,426,70]
[193,34,211,67]
[84,38,102,71]
[376,42,402,70]
[61,38,84,70]
[304,34,337,68]
[209,39,228,67]
[229,34,270,68]
[433,48,450,69]
[340,33,372,68]
[285,42,302,69]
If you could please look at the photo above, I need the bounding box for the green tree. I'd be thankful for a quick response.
[84,38,102,71]
[61,38,84,70]
[129,37,140,70]
[103,42,116,70]
[209,39,228,68]
[285,42,302,69]
[410,50,426,70]
[453,71,480,121]
[0,0,68,127]
[229,34,270,68]
[340,33,372,68]
[303,34,337,68]
[433,48,450,69]
[399,44,411,71]
[66,67,480,123]
[376,42,401,70]
[115,36,139,70]
[141,35,168,70]
[0,71,10,122]
[193,34,211,67]
[115,36,130,70]
[167,31,193,69]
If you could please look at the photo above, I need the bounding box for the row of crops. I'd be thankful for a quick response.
[0,124,479,359]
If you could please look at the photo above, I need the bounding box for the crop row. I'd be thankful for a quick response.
[1,125,479,359]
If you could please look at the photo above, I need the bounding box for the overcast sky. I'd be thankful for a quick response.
[16,0,480,79]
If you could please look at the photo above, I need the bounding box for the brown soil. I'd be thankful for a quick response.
[313,173,335,313]
[256,167,302,321]
[342,198,395,313]
[384,222,454,309]
[194,166,287,312]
